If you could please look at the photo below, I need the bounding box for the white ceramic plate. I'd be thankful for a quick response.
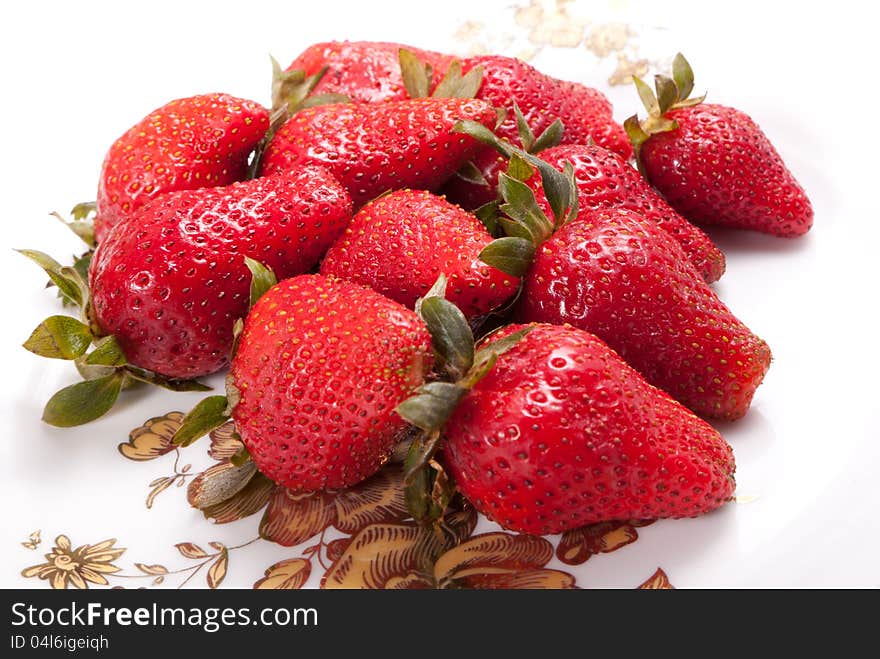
[1,0,877,589]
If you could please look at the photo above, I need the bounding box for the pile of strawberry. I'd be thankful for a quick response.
[22,41,812,537]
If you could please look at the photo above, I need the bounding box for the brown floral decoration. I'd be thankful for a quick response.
[22,535,124,590]
[16,411,677,590]
[557,519,654,565]
[118,412,183,461]
[638,568,674,590]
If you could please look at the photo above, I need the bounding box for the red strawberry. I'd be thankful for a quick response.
[319,189,518,318]
[260,98,496,207]
[442,323,736,535]
[528,143,726,283]
[229,274,433,491]
[287,41,455,104]
[89,168,352,379]
[95,93,269,242]
[626,54,813,237]
[517,208,771,420]
[442,54,632,209]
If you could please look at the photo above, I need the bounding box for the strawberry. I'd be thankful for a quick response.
[516,208,771,420]
[441,54,632,209]
[229,274,433,491]
[89,167,352,379]
[259,97,496,207]
[262,98,495,206]
[95,93,269,242]
[287,41,455,104]
[626,54,813,237]
[442,323,737,535]
[319,189,519,318]
[526,143,726,283]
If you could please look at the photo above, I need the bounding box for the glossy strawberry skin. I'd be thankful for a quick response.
[89,168,353,379]
[260,98,496,207]
[529,143,726,282]
[95,93,269,242]
[640,104,813,237]
[443,323,736,535]
[320,189,518,318]
[287,41,455,104]
[517,209,771,420]
[442,55,632,209]
[230,274,433,492]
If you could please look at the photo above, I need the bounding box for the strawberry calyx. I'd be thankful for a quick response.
[448,101,563,195]
[452,119,577,227]
[624,52,707,165]
[396,275,531,525]
[398,48,484,100]
[247,58,353,178]
[19,247,274,427]
[446,123,579,278]
[51,202,96,251]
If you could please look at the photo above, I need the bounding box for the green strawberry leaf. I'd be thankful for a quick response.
[432,61,483,99]
[418,296,474,380]
[70,201,97,222]
[456,327,533,391]
[51,208,96,249]
[58,250,94,307]
[672,52,694,101]
[397,382,467,432]
[271,60,328,117]
[71,250,93,282]
[452,120,512,157]
[23,315,93,360]
[633,75,659,116]
[507,152,535,182]
[244,257,277,308]
[84,335,127,366]
[229,445,251,467]
[513,103,536,152]
[527,155,574,226]
[42,373,124,427]
[229,318,245,361]
[453,160,490,186]
[403,434,434,521]
[403,434,454,526]
[498,216,535,241]
[654,74,679,115]
[172,395,230,447]
[561,161,580,227]
[124,367,212,392]
[18,249,88,308]
[299,93,351,109]
[479,237,535,278]
[418,273,448,308]
[74,358,119,382]
[473,327,532,370]
[498,172,553,245]
[531,119,564,154]
[399,48,433,99]
[473,201,500,236]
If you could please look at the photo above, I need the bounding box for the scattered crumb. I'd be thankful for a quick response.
[608,53,650,86]
[514,1,543,28]
[585,23,632,57]
[453,20,485,45]
[453,1,654,85]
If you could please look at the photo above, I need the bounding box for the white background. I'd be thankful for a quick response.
[0,0,877,587]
